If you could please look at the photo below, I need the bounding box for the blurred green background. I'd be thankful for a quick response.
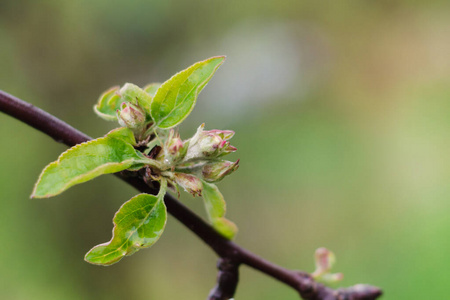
[1,1,450,299]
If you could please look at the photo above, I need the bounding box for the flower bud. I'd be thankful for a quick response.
[198,133,223,157]
[202,160,239,183]
[312,247,343,283]
[162,129,189,165]
[173,173,203,196]
[314,247,335,275]
[185,124,237,160]
[117,102,146,130]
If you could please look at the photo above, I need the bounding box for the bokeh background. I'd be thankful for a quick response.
[1,1,450,299]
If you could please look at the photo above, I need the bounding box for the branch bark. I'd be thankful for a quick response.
[208,258,240,300]
[0,90,382,300]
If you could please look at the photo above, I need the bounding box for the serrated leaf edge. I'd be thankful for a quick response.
[31,128,142,198]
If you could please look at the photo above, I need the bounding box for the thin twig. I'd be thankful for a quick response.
[0,90,382,300]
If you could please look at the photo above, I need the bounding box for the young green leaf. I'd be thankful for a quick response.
[31,127,149,198]
[85,184,167,266]
[201,180,237,239]
[144,83,161,97]
[151,56,225,129]
[93,86,121,121]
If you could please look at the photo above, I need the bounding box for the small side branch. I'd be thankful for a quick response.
[293,272,382,300]
[208,258,240,300]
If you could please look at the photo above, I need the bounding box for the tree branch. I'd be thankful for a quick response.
[0,90,382,300]
[208,258,240,300]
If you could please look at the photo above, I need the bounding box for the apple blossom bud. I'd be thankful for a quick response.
[162,129,189,165]
[198,133,223,157]
[117,102,146,130]
[313,247,335,275]
[312,247,343,284]
[202,160,240,182]
[185,124,237,160]
[173,173,203,196]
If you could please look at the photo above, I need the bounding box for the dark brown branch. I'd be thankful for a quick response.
[208,258,240,300]
[0,90,382,300]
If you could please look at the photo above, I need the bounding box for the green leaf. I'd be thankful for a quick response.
[201,180,237,239]
[31,127,149,198]
[85,184,167,266]
[213,218,238,240]
[144,83,161,97]
[151,56,225,128]
[93,86,122,121]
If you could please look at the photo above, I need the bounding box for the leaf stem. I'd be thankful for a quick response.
[157,177,167,198]
[140,157,165,171]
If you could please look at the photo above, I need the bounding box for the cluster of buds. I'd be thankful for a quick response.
[112,84,240,197]
[156,124,239,196]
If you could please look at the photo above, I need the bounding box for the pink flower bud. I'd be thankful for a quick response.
[173,173,203,196]
[185,124,237,160]
[314,247,335,275]
[162,129,189,164]
[202,160,240,182]
[168,138,185,155]
[198,133,223,157]
[117,102,146,130]
[312,247,343,283]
